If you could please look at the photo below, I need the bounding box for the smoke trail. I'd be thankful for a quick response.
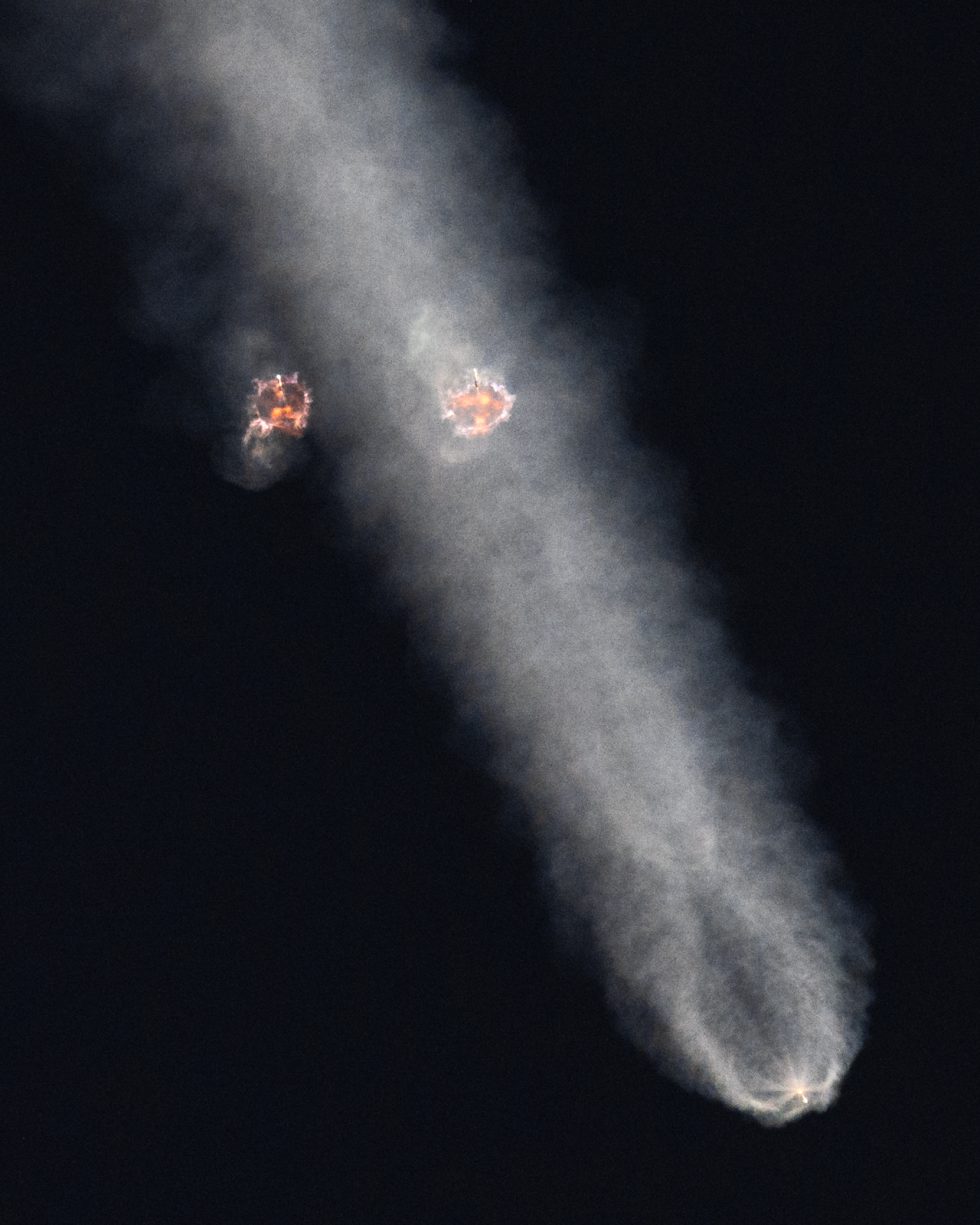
[10,0,871,1122]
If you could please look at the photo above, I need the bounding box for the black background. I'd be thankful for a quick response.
[3,3,977,1221]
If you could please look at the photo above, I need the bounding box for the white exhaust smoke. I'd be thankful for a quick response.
[10,0,871,1122]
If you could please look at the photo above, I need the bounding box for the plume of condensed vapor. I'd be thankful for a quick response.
[10,0,870,1122]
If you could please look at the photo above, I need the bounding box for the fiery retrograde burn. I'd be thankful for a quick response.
[244,372,311,441]
[442,370,514,438]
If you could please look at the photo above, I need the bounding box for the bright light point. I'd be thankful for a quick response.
[745,1065,843,1125]
[441,368,514,438]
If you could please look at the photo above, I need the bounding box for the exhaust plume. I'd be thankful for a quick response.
[9,0,871,1122]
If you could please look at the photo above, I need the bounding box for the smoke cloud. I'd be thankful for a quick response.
[9,0,871,1122]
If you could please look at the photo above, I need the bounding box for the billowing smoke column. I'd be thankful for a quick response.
[14,0,870,1122]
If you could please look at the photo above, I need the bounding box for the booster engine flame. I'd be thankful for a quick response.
[441,370,514,438]
[243,372,312,442]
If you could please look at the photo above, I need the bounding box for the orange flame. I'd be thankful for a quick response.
[245,373,312,440]
[442,370,514,438]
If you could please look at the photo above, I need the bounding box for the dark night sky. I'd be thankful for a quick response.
[3,3,977,1221]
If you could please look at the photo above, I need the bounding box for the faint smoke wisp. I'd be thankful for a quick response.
[10,0,871,1122]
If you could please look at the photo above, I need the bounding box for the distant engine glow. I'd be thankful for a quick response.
[244,372,312,441]
[441,370,514,438]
